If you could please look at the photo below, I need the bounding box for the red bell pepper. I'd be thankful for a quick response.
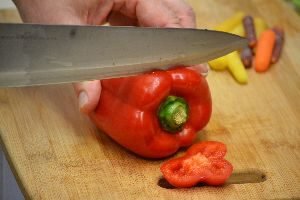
[160,141,233,188]
[89,67,212,158]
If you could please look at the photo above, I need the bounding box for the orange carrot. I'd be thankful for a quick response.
[254,29,276,72]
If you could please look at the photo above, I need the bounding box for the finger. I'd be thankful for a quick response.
[108,11,138,26]
[187,63,209,77]
[135,0,196,28]
[87,0,114,25]
[73,81,102,114]
[14,0,86,25]
[135,1,179,27]
[164,0,196,28]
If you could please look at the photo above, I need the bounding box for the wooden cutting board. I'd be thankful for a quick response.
[1,0,300,199]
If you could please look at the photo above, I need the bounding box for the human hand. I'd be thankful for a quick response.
[13,0,208,114]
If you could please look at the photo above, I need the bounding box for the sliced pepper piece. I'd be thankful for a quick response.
[160,141,233,188]
[90,67,212,158]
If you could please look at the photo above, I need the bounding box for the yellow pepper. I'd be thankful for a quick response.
[208,55,227,70]
[230,23,245,37]
[214,12,245,32]
[227,51,248,84]
[210,12,254,84]
[254,17,268,38]
[209,52,248,84]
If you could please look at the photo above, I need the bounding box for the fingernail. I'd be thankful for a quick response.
[78,91,88,110]
[200,63,209,77]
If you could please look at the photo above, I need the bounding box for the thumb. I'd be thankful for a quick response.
[187,63,209,77]
[73,81,102,114]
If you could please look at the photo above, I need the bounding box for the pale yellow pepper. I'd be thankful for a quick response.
[226,51,248,84]
[228,17,267,38]
[210,12,250,84]
[208,55,227,70]
[254,17,268,38]
[214,12,245,32]
[209,52,248,84]
[230,23,245,37]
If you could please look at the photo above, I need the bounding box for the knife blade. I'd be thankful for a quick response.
[0,23,246,87]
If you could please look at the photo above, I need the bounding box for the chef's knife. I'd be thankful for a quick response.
[0,23,246,87]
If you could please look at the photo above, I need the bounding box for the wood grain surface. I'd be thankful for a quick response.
[0,0,300,199]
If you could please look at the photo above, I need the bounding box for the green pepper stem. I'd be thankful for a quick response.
[157,96,189,133]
